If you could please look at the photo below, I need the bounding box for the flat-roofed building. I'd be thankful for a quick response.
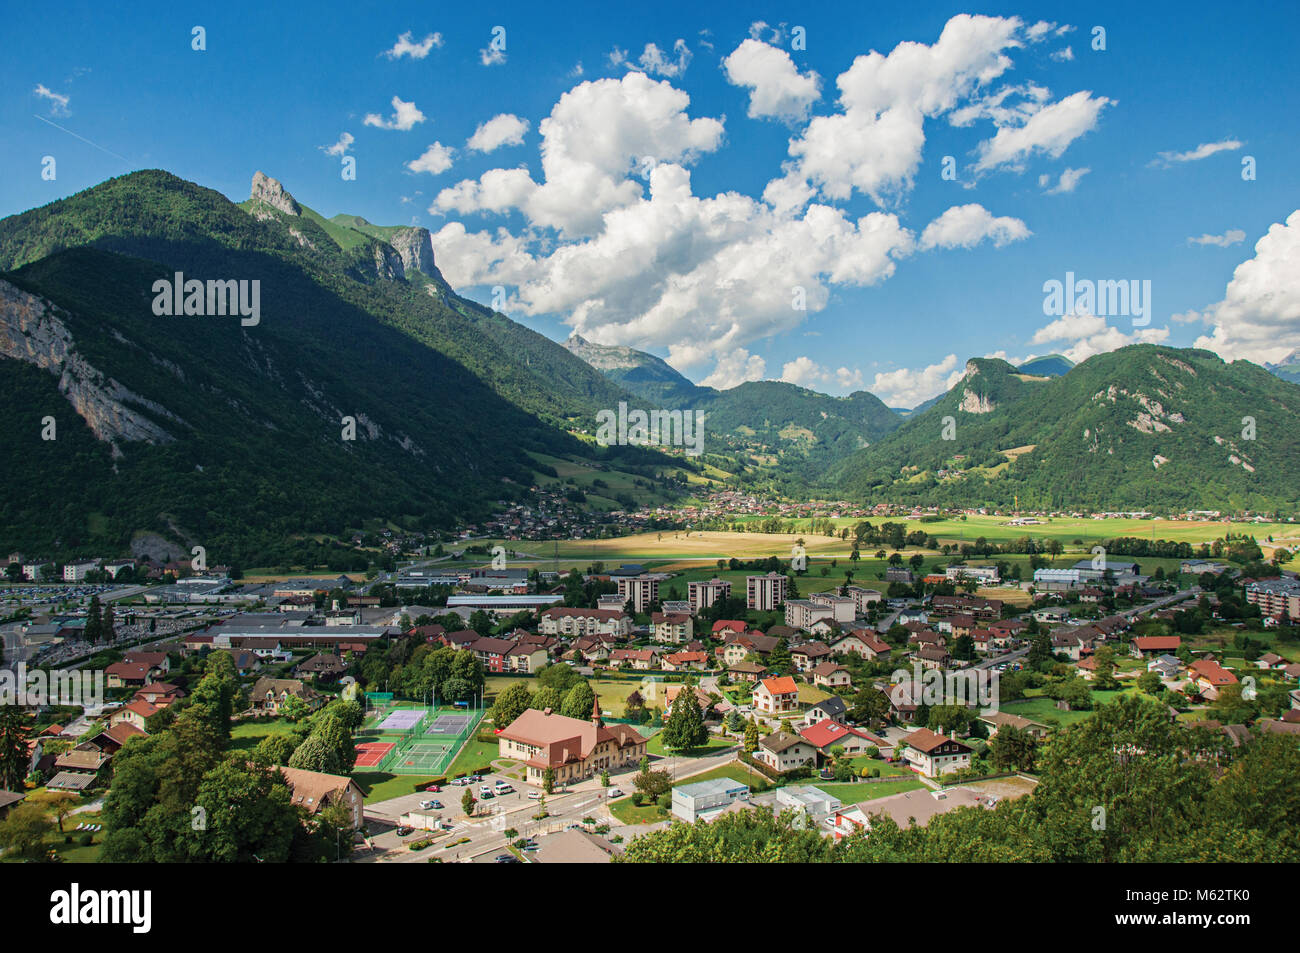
[747,572,788,611]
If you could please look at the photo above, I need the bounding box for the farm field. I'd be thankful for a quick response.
[479,515,1291,568]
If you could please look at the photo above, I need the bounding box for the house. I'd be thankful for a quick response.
[900,727,972,778]
[52,745,111,789]
[1131,635,1182,658]
[276,766,365,829]
[828,787,989,839]
[810,662,852,689]
[1256,652,1286,670]
[754,731,818,773]
[831,631,890,660]
[721,632,779,666]
[105,662,153,689]
[712,619,748,638]
[217,649,262,675]
[664,685,714,716]
[753,676,800,715]
[989,618,1029,640]
[799,719,885,759]
[123,651,170,676]
[785,599,835,633]
[0,790,26,819]
[803,696,848,725]
[609,648,660,671]
[672,777,751,823]
[912,644,951,671]
[1050,630,1090,661]
[727,661,768,684]
[87,722,147,755]
[109,699,159,732]
[791,642,833,672]
[1189,657,1239,699]
[1147,654,1182,679]
[248,677,322,715]
[132,682,186,709]
[662,650,709,672]
[501,642,548,670]
[650,612,693,645]
[496,701,647,786]
[978,711,1049,739]
[295,653,348,680]
[468,636,517,673]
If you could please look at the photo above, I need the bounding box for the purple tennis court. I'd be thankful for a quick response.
[378,709,425,732]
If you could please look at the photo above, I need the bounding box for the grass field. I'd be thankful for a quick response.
[792,777,925,803]
[480,515,1294,567]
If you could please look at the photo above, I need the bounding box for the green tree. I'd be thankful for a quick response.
[462,788,477,816]
[0,802,54,860]
[561,681,597,720]
[0,707,28,791]
[491,681,533,729]
[662,686,708,751]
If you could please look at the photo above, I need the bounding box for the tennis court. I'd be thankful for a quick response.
[354,741,396,769]
[426,714,471,735]
[378,709,427,732]
[390,741,455,773]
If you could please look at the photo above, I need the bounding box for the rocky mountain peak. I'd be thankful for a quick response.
[387,226,435,276]
[249,171,300,216]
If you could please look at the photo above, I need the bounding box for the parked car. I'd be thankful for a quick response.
[394,826,413,837]
[494,781,513,794]
[479,786,495,799]
[494,853,520,863]
[419,799,443,811]
[425,784,442,792]
[606,788,623,798]
[527,791,543,800]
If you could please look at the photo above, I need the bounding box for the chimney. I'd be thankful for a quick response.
[543,707,553,716]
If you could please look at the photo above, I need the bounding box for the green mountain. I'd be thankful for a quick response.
[1017,353,1075,377]
[0,170,679,564]
[832,345,1300,512]
[561,335,902,480]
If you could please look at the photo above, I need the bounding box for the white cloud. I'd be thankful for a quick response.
[974,90,1112,171]
[701,349,767,389]
[382,32,443,59]
[1189,211,1300,363]
[363,96,425,131]
[480,46,506,67]
[467,114,530,152]
[34,84,70,116]
[871,354,964,408]
[779,357,864,391]
[771,14,1027,208]
[631,40,693,78]
[432,72,725,237]
[1042,166,1089,194]
[1187,229,1246,247]
[406,142,455,175]
[722,39,821,121]
[1154,138,1242,166]
[918,203,1031,249]
[321,132,354,157]
[1029,311,1169,364]
[1050,46,1074,61]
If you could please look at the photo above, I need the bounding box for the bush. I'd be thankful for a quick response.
[78,833,93,847]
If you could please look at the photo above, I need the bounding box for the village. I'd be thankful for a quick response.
[2,529,1297,865]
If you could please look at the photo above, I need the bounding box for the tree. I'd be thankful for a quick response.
[85,594,103,644]
[743,721,760,753]
[491,681,532,729]
[662,687,708,751]
[989,725,1038,772]
[560,681,597,720]
[542,767,556,794]
[31,791,78,833]
[188,760,298,863]
[530,686,564,713]
[0,707,28,791]
[634,766,672,801]
[252,733,296,767]
[0,802,54,860]
[288,735,341,774]
[462,788,477,817]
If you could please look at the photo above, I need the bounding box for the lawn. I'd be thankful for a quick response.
[1,810,105,863]
[608,796,669,825]
[483,675,649,718]
[353,772,439,803]
[229,717,300,751]
[848,756,910,778]
[790,777,925,804]
[673,761,771,789]
[647,732,735,758]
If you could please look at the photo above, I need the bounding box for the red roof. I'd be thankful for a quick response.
[758,676,798,696]
[1132,635,1181,651]
[712,620,747,634]
[799,718,873,750]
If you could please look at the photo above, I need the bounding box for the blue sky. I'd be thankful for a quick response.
[4,1,1299,406]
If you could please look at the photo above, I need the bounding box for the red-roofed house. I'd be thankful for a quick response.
[109,699,159,732]
[900,727,971,778]
[1190,657,1239,699]
[799,718,884,758]
[753,676,799,716]
[1130,635,1182,658]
